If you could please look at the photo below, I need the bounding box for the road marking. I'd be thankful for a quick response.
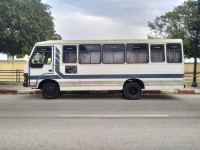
[58,115,169,118]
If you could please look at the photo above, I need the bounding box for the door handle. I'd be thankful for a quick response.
[49,69,52,72]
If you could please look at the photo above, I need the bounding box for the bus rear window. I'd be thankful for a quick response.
[167,44,182,63]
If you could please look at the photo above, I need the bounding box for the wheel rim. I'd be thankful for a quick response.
[129,87,137,95]
[45,86,55,95]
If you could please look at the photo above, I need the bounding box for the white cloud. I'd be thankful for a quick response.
[42,0,186,40]
[53,12,149,40]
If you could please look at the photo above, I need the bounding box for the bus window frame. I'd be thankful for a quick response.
[102,44,125,64]
[29,46,53,68]
[62,45,77,64]
[150,44,165,63]
[126,43,149,64]
[166,43,182,63]
[78,44,101,64]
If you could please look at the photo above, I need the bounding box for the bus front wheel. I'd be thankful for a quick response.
[123,82,142,100]
[42,82,60,99]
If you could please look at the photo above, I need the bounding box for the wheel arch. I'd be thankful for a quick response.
[123,79,145,89]
[38,79,60,89]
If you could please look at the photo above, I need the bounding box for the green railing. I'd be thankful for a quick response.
[0,70,24,82]
[184,72,200,77]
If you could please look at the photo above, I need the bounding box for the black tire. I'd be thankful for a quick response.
[59,91,63,95]
[42,82,60,99]
[123,82,142,100]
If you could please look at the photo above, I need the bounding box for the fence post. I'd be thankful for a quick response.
[18,70,20,82]
[16,70,17,82]
[16,69,20,82]
[18,69,20,82]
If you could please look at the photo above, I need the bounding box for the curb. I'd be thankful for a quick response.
[177,90,195,94]
[0,90,17,94]
[17,90,39,94]
[0,89,200,95]
[0,89,41,94]
[143,89,199,94]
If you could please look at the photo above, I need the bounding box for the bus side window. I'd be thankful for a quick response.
[126,44,149,63]
[79,44,101,64]
[63,46,77,63]
[102,44,125,64]
[151,45,165,62]
[167,43,182,63]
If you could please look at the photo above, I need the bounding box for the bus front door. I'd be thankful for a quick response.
[29,46,54,86]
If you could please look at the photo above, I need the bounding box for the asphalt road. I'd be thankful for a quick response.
[0,94,200,150]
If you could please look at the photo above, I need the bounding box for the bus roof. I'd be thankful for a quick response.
[36,39,183,45]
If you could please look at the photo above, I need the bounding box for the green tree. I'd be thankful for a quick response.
[148,0,199,58]
[0,0,62,57]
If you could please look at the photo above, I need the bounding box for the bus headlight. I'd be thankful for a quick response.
[24,76,27,81]
[23,73,28,87]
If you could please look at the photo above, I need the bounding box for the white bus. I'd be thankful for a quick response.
[23,39,184,99]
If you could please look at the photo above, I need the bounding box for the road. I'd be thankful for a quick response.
[0,94,200,150]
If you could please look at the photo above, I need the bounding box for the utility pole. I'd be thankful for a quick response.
[192,0,200,87]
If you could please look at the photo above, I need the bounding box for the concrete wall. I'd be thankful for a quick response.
[0,61,199,83]
[0,61,26,81]
[184,63,200,83]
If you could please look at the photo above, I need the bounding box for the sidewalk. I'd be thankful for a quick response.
[0,82,37,94]
[0,81,200,95]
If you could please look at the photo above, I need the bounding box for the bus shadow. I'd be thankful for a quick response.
[56,93,179,101]
[141,94,180,100]
[22,93,180,101]
[58,93,124,100]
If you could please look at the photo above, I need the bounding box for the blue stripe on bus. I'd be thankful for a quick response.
[30,74,184,80]
[55,53,60,60]
[30,75,61,80]
[56,48,60,55]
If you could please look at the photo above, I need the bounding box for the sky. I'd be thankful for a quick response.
[41,0,185,40]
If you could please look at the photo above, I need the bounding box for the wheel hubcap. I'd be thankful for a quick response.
[129,87,137,95]
[46,86,55,95]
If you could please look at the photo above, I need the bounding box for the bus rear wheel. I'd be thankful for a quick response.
[42,82,60,99]
[123,82,142,100]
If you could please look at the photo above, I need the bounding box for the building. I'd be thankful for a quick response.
[0,53,29,61]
